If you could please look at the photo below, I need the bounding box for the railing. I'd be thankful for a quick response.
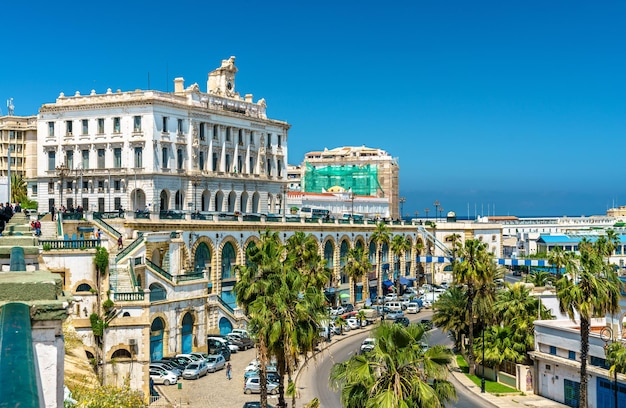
[61,212,84,220]
[129,261,139,289]
[94,211,125,220]
[115,233,145,263]
[40,239,101,249]
[159,210,185,220]
[191,213,213,221]
[93,217,121,239]
[113,291,145,301]
[216,295,235,314]
[146,259,173,281]
[134,211,150,220]
[56,215,63,237]
[175,271,205,283]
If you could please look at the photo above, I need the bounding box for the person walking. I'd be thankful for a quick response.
[226,362,232,380]
[117,235,123,250]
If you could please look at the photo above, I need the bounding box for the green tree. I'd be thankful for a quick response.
[10,173,27,204]
[329,322,456,408]
[371,222,391,298]
[606,341,626,375]
[453,239,493,375]
[343,246,372,305]
[475,325,526,381]
[390,234,411,281]
[556,239,622,408]
[92,246,109,384]
[524,270,556,287]
[414,239,425,284]
[432,286,468,351]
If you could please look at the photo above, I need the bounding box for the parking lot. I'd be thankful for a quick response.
[154,347,279,408]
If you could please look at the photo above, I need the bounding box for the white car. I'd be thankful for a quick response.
[330,306,345,316]
[345,317,366,329]
[150,368,178,386]
[406,303,420,314]
[384,293,398,302]
[360,338,376,353]
[421,300,432,309]
[207,336,239,353]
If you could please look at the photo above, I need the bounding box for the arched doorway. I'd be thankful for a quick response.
[218,317,233,336]
[215,191,224,212]
[151,248,162,267]
[150,317,165,361]
[340,240,349,284]
[175,190,184,210]
[228,191,236,212]
[252,192,260,213]
[201,190,210,211]
[194,242,211,274]
[131,189,146,211]
[221,242,237,309]
[181,313,194,353]
[160,190,169,211]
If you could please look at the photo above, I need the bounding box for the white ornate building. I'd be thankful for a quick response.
[36,56,290,215]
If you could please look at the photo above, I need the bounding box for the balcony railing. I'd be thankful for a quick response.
[175,271,205,283]
[146,259,172,281]
[113,292,145,301]
[40,239,100,250]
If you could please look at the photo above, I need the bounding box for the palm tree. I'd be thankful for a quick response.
[390,234,411,282]
[329,322,456,408]
[606,341,626,375]
[414,239,425,284]
[432,286,468,351]
[371,222,391,299]
[475,325,526,381]
[454,239,493,375]
[525,270,555,288]
[547,246,567,278]
[556,240,622,408]
[343,246,372,305]
[10,173,27,204]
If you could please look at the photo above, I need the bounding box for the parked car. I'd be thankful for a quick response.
[244,368,280,383]
[150,362,182,377]
[244,377,279,395]
[150,368,177,386]
[214,345,231,361]
[346,317,366,329]
[394,316,410,327]
[231,328,251,339]
[420,319,434,331]
[421,299,432,309]
[360,338,376,353]
[206,354,226,372]
[342,303,354,313]
[182,360,209,379]
[190,352,209,361]
[385,310,404,320]
[384,293,398,302]
[227,333,254,350]
[243,403,274,408]
[208,336,239,353]
[330,306,345,316]
[176,353,202,362]
[406,302,420,314]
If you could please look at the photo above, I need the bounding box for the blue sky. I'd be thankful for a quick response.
[3,1,626,216]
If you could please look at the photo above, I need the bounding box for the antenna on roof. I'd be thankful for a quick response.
[7,98,14,116]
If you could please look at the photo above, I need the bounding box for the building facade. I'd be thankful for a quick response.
[36,56,290,215]
[0,115,38,199]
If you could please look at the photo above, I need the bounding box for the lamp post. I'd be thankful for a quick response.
[424,208,429,220]
[191,174,201,215]
[439,207,444,221]
[56,164,69,209]
[601,327,618,408]
[399,196,406,220]
[433,200,440,222]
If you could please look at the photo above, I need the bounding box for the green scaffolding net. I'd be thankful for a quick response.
[302,162,382,196]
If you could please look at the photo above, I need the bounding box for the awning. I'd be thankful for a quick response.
[339,293,350,299]
[398,277,411,285]
[382,280,394,287]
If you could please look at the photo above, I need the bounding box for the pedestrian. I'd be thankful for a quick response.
[117,235,123,250]
[226,362,232,380]
[96,228,102,240]
[51,206,55,221]
[35,220,41,237]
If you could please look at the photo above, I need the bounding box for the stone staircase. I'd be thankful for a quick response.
[39,221,59,239]
[162,252,170,274]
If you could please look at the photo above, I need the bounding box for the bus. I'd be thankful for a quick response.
[300,207,330,219]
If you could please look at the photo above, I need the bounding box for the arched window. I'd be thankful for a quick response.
[194,242,211,273]
[111,349,132,359]
[221,242,236,279]
[76,283,92,292]
[324,240,334,269]
[149,283,167,302]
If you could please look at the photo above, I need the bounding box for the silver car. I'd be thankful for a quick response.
[244,376,279,395]
[206,354,226,373]
[182,360,209,380]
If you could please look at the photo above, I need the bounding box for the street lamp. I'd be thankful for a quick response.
[424,208,429,220]
[56,164,69,209]
[433,200,440,222]
[601,327,618,408]
[481,322,486,393]
[399,197,406,220]
[439,207,444,221]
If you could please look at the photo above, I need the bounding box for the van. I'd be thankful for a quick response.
[385,301,403,312]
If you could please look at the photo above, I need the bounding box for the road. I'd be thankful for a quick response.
[298,310,485,408]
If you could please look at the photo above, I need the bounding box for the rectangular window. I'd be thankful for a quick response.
[113,117,121,133]
[97,180,104,192]
[114,148,122,168]
[66,121,73,136]
[48,122,55,137]
[237,156,242,173]
[266,159,271,176]
[48,151,56,171]
[238,129,243,145]
[199,151,205,170]
[114,180,121,192]
[66,150,74,169]
[97,118,104,134]
[48,182,54,193]
[97,149,105,169]
[133,116,142,132]
[82,119,89,135]
[114,197,121,210]
[266,133,271,148]
[568,350,576,360]
[162,116,168,133]
[162,147,168,169]
[213,125,218,140]
[226,127,231,142]
[199,123,205,141]
[82,180,88,192]
[212,153,218,171]
[134,147,143,168]
[277,135,282,147]
[32,184,38,195]
[549,346,557,355]
[249,157,254,173]
[82,197,89,210]
[82,150,89,169]
[177,119,183,134]
[225,154,231,172]
[277,159,282,177]
[249,131,254,145]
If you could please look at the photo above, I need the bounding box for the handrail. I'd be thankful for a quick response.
[216,295,235,314]
[417,226,454,258]
[93,211,125,220]
[146,259,173,281]
[92,217,121,239]
[129,261,139,289]
[0,302,41,406]
[175,271,205,283]
[115,233,145,263]
[40,239,101,249]
[56,214,63,237]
